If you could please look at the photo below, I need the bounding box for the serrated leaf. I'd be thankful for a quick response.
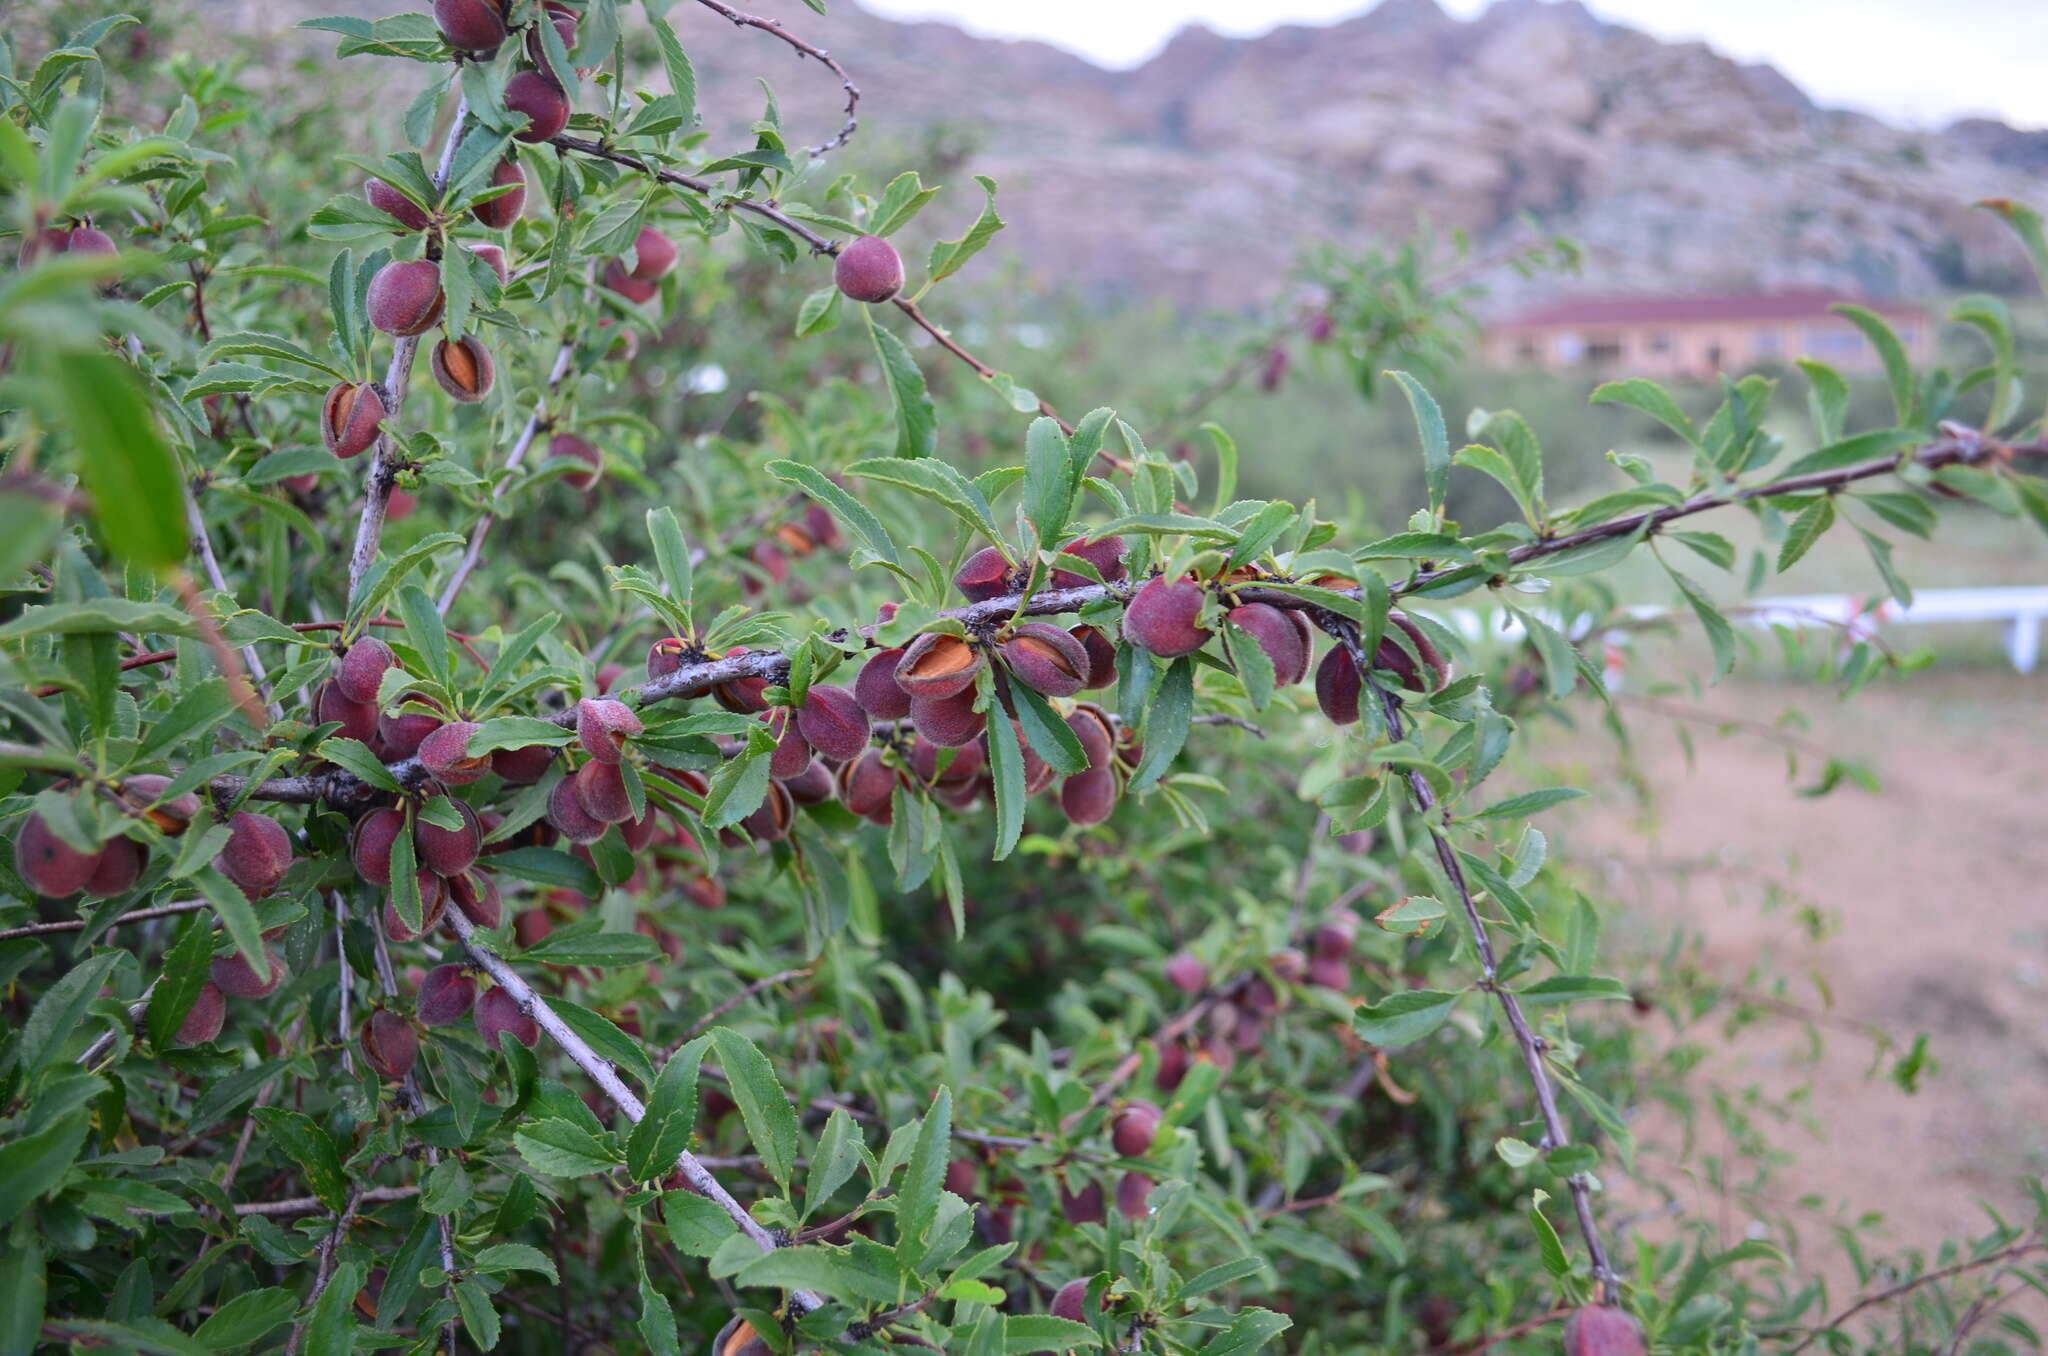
[708,1027,799,1192]
[1352,989,1460,1046]
[862,308,936,458]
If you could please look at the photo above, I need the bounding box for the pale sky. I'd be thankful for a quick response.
[858,0,2048,129]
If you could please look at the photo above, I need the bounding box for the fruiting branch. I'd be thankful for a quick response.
[691,0,860,156]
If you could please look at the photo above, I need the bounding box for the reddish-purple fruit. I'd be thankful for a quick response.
[432,0,508,52]
[834,234,903,303]
[527,1,579,66]
[472,157,526,229]
[909,688,985,749]
[415,798,482,875]
[577,698,641,764]
[550,433,602,491]
[336,637,397,704]
[782,760,837,807]
[1060,767,1117,826]
[741,781,795,843]
[430,335,495,402]
[1051,535,1129,589]
[573,759,634,824]
[65,225,115,256]
[546,777,608,845]
[449,870,502,928]
[365,259,444,337]
[1382,611,1452,692]
[1308,956,1350,991]
[417,964,477,1026]
[911,738,984,787]
[504,70,570,144]
[1315,645,1362,725]
[837,750,899,822]
[1164,951,1207,994]
[1070,625,1117,690]
[467,241,509,284]
[854,648,912,721]
[1065,705,1115,771]
[1122,576,1211,658]
[365,178,429,232]
[761,708,814,782]
[647,636,688,682]
[1057,1180,1105,1226]
[378,702,444,760]
[419,722,490,785]
[491,743,554,785]
[85,837,144,896]
[476,986,539,1051]
[321,380,387,460]
[1314,913,1358,960]
[361,1010,418,1080]
[1228,603,1308,686]
[999,622,1090,699]
[628,226,677,280]
[173,983,227,1046]
[895,632,983,700]
[1563,1306,1646,1356]
[1115,1170,1153,1220]
[796,684,870,762]
[1050,1279,1099,1324]
[315,680,379,743]
[351,807,406,886]
[1111,1100,1162,1158]
[212,947,285,999]
[1155,1039,1191,1091]
[381,872,448,943]
[120,775,201,836]
[217,812,293,897]
[952,546,1013,602]
[600,257,658,304]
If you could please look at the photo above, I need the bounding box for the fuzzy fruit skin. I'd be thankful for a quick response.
[550,433,602,491]
[834,234,904,303]
[365,258,445,337]
[1050,1278,1097,1323]
[472,157,526,229]
[432,0,508,52]
[1070,625,1117,690]
[1227,602,1309,686]
[365,178,429,231]
[351,807,406,886]
[361,1010,418,1080]
[1155,1039,1191,1091]
[336,637,397,703]
[1563,1306,1646,1356]
[84,837,144,896]
[546,777,608,844]
[796,684,870,762]
[1314,645,1363,725]
[321,380,388,460]
[1122,576,1212,658]
[1164,951,1207,994]
[415,798,483,876]
[573,758,635,823]
[853,648,912,720]
[909,687,985,748]
[1115,1170,1154,1220]
[466,243,509,286]
[1060,766,1117,826]
[576,697,642,764]
[314,680,379,743]
[1057,1180,1105,1226]
[417,964,478,1026]
[381,872,448,943]
[504,70,570,144]
[600,257,658,303]
[999,622,1090,698]
[120,774,201,836]
[217,812,293,897]
[416,722,487,785]
[895,632,984,700]
[1385,610,1451,691]
[1065,705,1115,771]
[741,780,795,842]
[475,986,539,1051]
[1308,956,1351,990]
[66,225,116,256]
[430,335,495,402]
[379,703,444,760]
[449,870,502,928]
[490,743,554,786]
[212,947,285,999]
[628,226,677,280]
[781,760,837,806]
[761,708,813,781]
[837,750,899,822]
[1051,535,1129,589]
[1111,1100,1162,1157]
[174,983,227,1045]
[909,738,982,787]
[952,545,1013,602]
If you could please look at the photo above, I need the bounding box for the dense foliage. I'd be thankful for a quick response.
[4,5,2048,1354]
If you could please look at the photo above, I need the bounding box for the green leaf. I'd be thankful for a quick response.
[646,507,694,615]
[1125,656,1192,796]
[515,1118,621,1177]
[709,1027,799,1192]
[47,351,185,567]
[795,284,841,336]
[765,459,898,568]
[1979,197,2048,303]
[1664,563,1736,681]
[897,1086,952,1270]
[0,1113,90,1227]
[1591,377,1698,447]
[455,1280,500,1351]
[192,1288,297,1350]
[638,1279,681,1356]
[305,1260,364,1356]
[1776,496,1836,573]
[550,998,654,1085]
[190,864,268,972]
[869,171,939,237]
[462,717,575,756]
[663,1191,740,1257]
[1008,682,1087,775]
[1388,370,1448,521]
[1469,787,1587,820]
[984,702,1027,861]
[1832,305,1916,425]
[145,913,217,1052]
[863,307,936,458]
[249,1108,348,1213]
[0,598,198,641]
[925,175,1005,287]
[1198,1308,1293,1356]
[317,737,404,792]
[0,1243,46,1352]
[520,928,664,967]
[490,845,601,896]
[1352,989,1460,1047]
[1799,359,1849,444]
[19,950,123,1073]
[1005,1316,1105,1351]
[1021,416,1076,550]
[1778,428,1917,478]
[846,456,998,541]
[471,1243,560,1282]
[1515,975,1632,1006]
[627,1039,705,1182]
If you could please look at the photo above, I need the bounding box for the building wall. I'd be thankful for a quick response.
[1481,312,1934,378]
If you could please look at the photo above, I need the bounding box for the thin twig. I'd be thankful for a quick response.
[235,1185,419,1218]
[185,488,280,721]
[690,0,859,155]
[1784,1230,2044,1354]
[679,967,813,1044]
[0,897,210,942]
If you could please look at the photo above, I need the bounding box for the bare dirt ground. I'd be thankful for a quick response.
[1547,665,2048,1292]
